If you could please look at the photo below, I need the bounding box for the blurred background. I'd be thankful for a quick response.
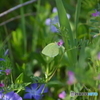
[0,0,99,99]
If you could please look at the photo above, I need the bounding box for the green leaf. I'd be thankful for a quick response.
[55,0,71,30]
[55,0,77,67]
[90,19,98,22]
[47,80,63,86]
[55,0,73,45]
[15,73,23,84]
[75,0,82,37]
[42,43,59,57]
[12,28,23,46]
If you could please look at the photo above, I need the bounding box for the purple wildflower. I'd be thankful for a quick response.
[0,83,5,87]
[57,40,64,46]
[58,91,66,99]
[5,69,11,75]
[24,83,48,100]
[0,91,22,100]
[67,71,76,85]
[92,10,100,17]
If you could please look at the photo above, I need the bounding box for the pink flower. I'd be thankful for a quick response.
[57,40,64,46]
[0,83,5,87]
[58,91,66,99]
[5,69,11,75]
[67,71,76,85]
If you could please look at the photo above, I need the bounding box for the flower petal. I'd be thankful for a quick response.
[50,25,58,33]
[6,91,14,97]
[52,7,57,13]
[24,93,32,99]
[33,95,43,100]
[58,91,66,99]
[5,91,22,100]
[11,92,22,100]
[0,83,5,87]
[42,86,48,93]
[45,18,51,25]
[57,40,64,46]
[5,69,11,75]
[31,83,38,90]
[0,58,5,61]
[25,87,32,92]
[0,92,3,99]
[37,84,45,93]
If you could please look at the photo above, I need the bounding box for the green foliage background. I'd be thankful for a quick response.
[0,0,100,100]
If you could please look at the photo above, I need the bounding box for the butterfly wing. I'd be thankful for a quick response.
[42,43,59,57]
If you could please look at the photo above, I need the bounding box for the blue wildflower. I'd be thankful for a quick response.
[45,16,59,33]
[45,17,59,32]
[50,16,59,33]
[24,83,48,100]
[45,7,70,33]
[52,7,58,13]
[45,18,51,25]
[0,91,22,100]
[0,58,5,61]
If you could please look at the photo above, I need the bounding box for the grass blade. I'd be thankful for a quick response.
[75,0,82,38]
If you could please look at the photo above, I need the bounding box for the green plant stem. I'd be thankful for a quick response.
[20,0,27,54]
[75,0,82,38]
[10,73,14,84]
[32,0,40,51]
